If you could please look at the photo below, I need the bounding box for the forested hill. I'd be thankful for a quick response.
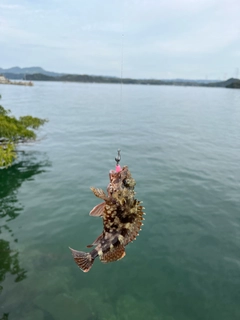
[23,73,240,88]
[25,73,169,85]
[0,66,62,77]
[1,67,240,88]
[206,78,240,88]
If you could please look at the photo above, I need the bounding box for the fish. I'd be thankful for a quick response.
[69,165,145,272]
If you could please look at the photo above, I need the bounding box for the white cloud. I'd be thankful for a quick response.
[130,0,240,55]
[0,18,35,44]
[0,4,21,10]
[81,22,122,33]
[123,0,216,24]
[1,0,240,78]
[152,24,239,55]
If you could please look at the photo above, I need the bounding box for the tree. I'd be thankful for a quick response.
[0,95,47,168]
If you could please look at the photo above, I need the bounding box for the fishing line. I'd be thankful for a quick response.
[120,30,124,111]
[115,8,125,167]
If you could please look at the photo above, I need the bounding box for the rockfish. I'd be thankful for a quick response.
[69,165,145,272]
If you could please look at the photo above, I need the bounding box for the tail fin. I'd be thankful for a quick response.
[69,247,94,272]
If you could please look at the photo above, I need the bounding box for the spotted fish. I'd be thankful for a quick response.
[69,165,145,272]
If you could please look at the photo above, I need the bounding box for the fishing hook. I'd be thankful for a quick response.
[115,149,121,165]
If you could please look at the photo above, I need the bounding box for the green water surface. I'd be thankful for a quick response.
[1,82,240,320]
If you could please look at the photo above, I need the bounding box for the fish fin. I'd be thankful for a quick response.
[89,202,105,217]
[100,245,126,263]
[86,233,104,248]
[69,247,94,272]
[90,187,108,200]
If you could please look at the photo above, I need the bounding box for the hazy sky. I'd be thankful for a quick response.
[0,0,240,79]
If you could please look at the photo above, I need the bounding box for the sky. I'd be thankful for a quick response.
[0,0,240,79]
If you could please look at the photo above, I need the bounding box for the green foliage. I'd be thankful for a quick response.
[0,95,47,168]
[19,115,47,129]
[0,114,37,140]
[0,143,16,167]
[0,105,10,116]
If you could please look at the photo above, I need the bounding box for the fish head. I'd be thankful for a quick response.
[107,166,135,195]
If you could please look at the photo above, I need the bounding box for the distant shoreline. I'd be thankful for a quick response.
[1,71,240,89]
[22,74,240,89]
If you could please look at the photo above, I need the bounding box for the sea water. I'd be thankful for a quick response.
[1,82,240,320]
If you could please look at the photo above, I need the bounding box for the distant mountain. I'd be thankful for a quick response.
[25,73,167,85]
[0,73,23,80]
[226,79,240,89]
[0,66,63,77]
[162,79,218,84]
[205,78,240,88]
[23,73,240,89]
[25,73,54,81]
[1,67,240,89]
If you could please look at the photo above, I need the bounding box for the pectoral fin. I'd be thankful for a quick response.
[90,187,108,200]
[89,202,105,217]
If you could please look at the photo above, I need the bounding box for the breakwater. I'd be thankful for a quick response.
[0,75,33,86]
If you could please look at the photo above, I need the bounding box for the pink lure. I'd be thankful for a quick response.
[115,164,121,173]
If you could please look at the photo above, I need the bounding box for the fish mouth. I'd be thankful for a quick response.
[109,169,120,182]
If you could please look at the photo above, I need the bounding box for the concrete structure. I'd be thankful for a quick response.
[0,74,33,86]
[0,75,10,84]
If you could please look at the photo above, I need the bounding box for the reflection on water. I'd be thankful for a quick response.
[0,231,27,284]
[0,152,50,319]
